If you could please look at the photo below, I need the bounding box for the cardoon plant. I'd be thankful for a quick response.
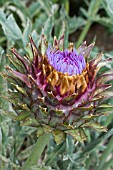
[4,35,113,168]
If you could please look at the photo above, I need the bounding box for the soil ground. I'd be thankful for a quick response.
[69,24,113,52]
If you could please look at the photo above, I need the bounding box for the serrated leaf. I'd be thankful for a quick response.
[103,0,113,20]
[68,16,85,33]
[93,15,113,27]
[80,7,88,18]
[0,10,22,40]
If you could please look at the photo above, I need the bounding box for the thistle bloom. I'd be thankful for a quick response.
[5,35,113,144]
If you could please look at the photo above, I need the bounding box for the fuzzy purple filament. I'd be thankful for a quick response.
[46,46,86,76]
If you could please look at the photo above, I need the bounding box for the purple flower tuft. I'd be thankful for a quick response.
[46,46,86,75]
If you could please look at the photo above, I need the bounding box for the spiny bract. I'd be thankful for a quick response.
[4,35,113,144]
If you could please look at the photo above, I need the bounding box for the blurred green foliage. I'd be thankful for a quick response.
[1,0,113,169]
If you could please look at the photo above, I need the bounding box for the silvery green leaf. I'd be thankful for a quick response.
[0,9,22,40]
[34,13,47,33]
[12,0,30,18]
[38,0,51,16]
[68,16,86,33]
[31,30,41,47]
[7,5,26,25]
[29,2,41,18]
[17,144,35,161]
[0,48,9,112]
[42,16,52,41]
[51,4,59,15]
[103,0,113,20]
[22,18,32,48]
[93,15,113,27]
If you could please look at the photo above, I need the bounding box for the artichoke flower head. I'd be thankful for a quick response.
[5,35,113,144]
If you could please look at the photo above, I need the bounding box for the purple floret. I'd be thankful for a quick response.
[46,46,86,76]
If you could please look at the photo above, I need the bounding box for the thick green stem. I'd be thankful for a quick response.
[76,20,91,48]
[21,133,51,170]
[76,0,102,48]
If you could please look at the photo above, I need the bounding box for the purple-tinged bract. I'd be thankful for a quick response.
[4,35,113,144]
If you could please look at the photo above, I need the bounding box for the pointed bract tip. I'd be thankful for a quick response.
[82,41,87,46]
[29,35,36,45]
[58,35,64,43]
[60,35,64,40]
[10,46,15,51]
[10,47,17,55]
[29,35,33,42]
[41,34,45,38]
[54,36,57,41]
[88,42,95,48]
[27,74,32,79]
[27,43,30,47]
[93,42,95,45]
[5,66,12,71]
[69,42,74,49]
[29,35,32,39]
[6,54,11,57]
[97,52,103,58]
